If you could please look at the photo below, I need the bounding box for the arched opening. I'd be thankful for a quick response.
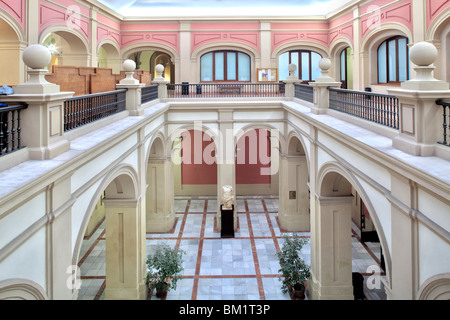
[76,170,145,300]
[98,42,121,74]
[42,30,89,68]
[235,128,279,196]
[339,47,353,89]
[173,129,218,196]
[0,17,23,86]
[278,135,310,232]
[200,50,251,82]
[146,136,176,233]
[311,168,387,300]
[127,50,175,83]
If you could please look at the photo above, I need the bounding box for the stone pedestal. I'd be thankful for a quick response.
[116,60,145,116]
[309,58,341,114]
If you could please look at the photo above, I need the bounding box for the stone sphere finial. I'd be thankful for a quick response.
[288,63,297,77]
[155,64,164,78]
[409,42,438,67]
[122,59,136,72]
[318,58,332,71]
[22,44,52,69]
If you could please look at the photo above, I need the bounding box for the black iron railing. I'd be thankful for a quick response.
[436,100,450,147]
[329,88,399,129]
[0,103,27,156]
[64,89,127,131]
[167,82,285,98]
[141,84,158,104]
[294,83,314,103]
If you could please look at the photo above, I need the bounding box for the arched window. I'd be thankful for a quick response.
[279,50,322,82]
[200,50,251,82]
[377,36,410,84]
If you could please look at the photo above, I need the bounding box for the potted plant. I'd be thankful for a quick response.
[277,233,311,300]
[145,243,185,299]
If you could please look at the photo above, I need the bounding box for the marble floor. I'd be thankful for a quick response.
[76,196,387,300]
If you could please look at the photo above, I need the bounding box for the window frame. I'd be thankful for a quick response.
[279,50,322,83]
[200,50,251,83]
[377,36,410,84]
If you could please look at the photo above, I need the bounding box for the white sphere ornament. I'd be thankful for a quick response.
[319,58,332,71]
[409,42,438,67]
[155,64,164,75]
[22,44,52,69]
[122,59,136,72]
[288,63,297,72]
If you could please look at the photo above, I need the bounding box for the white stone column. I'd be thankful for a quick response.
[3,45,73,160]
[309,58,342,114]
[116,59,145,116]
[103,199,146,300]
[389,42,450,157]
[217,110,236,231]
[311,196,354,300]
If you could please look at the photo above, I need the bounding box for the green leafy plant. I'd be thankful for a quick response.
[277,234,311,295]
[145,243,185,296]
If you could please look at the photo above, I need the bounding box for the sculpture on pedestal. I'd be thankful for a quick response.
[221,185,235,209]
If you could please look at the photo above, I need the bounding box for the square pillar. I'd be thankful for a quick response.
[311,196,354,300]
[103,199,146,300]
[146,157,175,232]
[278,154,310,231]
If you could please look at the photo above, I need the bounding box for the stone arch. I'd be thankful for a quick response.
[170,124,219,196]
[73,163,145,300]
[191,42,260,83]
[97,39,121,73]
[0,279,47,300]
[313,161,392,299]
[418,273,450,300]
[40,25,91,67]
[428,12,450,83]
[360,23,412,89]
[0,11,26,85]
[271,41,330,60]
[329,38,354,88]
[72,164,140,267]
[278,131,311,231]
[286,130,310,170]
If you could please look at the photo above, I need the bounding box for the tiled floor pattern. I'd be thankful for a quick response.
[77,196,386,300]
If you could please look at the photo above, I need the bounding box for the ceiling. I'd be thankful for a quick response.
[96,0,356,18]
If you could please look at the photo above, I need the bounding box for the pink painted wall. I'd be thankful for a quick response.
[191,22,260,54]
[360,0,413,40]
[329,11,354,45]
[426,0,450,29]
[120,23,179,52]
[97,13,121,46]
[39,0,90,42]
[181,130,217,185]
[235,129,271,185]
[0,0,26,32]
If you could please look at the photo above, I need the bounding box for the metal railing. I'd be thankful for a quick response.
[294,83,314,103]
[436,99,450,147]
[329,88,399,129]
[167,82,285,98]
[0,103,28,156]
[64,89,127,131]
[141,84,158,104]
